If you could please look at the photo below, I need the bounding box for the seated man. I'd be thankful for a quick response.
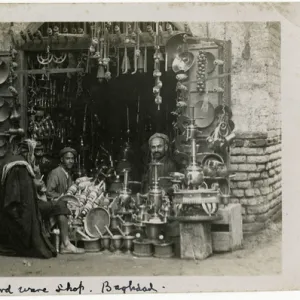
[0,140,84,257]
[141,133,178,193]
[46,147,77,200]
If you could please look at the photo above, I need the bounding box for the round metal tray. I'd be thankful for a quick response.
[84,207,110,238]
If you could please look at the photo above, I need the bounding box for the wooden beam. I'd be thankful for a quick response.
[15,67,84,75]
[17,31,187,51]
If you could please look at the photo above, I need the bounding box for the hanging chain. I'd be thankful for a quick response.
[76,56,85,98]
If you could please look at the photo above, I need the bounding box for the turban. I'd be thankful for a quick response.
[59,147,77,158]
[148,133,169,147]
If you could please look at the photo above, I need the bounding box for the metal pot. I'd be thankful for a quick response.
[111,235,123,251]
[82,238,101,252]
[133,239,153,257]
[153,241,174,258]
[100,236,111,251]
[123,235,135,253]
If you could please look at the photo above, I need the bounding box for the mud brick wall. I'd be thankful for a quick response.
[229,132,282,234]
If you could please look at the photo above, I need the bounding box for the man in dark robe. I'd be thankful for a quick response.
[141,133,178,193]
[0,140,56,258]
[46,147,76,200]
[0,140,84,257]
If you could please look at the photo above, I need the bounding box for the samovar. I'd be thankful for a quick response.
[185,139,204,189]
[118,168,132,209]
[148,162,163,222]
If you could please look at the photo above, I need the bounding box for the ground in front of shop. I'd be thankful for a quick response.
[0,220,281,276]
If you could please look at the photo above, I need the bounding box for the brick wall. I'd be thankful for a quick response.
[229,132,281,234]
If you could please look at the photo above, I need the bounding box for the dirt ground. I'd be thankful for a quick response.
[0,220,281,277]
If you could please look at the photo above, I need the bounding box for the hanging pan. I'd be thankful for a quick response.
[194,100,215,128]
[0,99,10,123]
[165,32,192,71]
[172,52,195,73]
[0,60,9,85]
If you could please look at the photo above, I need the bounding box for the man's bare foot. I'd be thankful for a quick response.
[60,242,85,254]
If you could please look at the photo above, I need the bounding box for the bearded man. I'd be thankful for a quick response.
[0,139,84,258]
[141,133,178,193]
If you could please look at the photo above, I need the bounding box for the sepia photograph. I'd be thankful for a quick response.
[0,1,295,295]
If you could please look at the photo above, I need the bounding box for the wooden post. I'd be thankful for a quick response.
[179,221,213,260]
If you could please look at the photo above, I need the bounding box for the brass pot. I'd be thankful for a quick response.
[82,238,101,253]
[133,239,153,257]
[153,241,174,258]
[111,235,123,251]
[101,236,111,251]
[123,235,135,252]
